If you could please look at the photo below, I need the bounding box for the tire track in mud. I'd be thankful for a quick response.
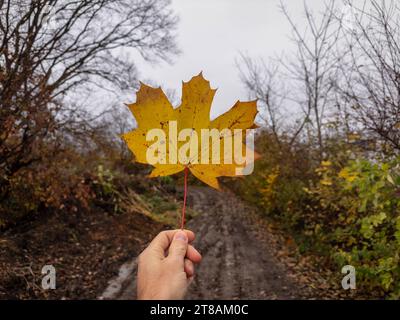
[185,187,303,299]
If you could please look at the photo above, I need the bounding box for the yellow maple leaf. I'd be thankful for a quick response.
[121,73,259,189]
[338,167,358,183]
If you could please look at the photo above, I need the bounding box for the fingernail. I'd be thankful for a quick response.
[175,231,187,242]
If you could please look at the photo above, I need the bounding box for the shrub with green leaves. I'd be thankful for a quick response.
[237,131,400,298]
[324,159,400,298]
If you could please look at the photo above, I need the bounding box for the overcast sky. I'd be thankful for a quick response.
[136,0,333,118]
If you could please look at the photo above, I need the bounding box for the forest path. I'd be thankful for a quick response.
[184,187,302,299]
[101,186,335,300]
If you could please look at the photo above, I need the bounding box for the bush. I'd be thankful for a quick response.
[237,131,400,298]
[309,159,400,298]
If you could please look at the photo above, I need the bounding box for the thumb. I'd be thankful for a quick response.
[168,230,188,259]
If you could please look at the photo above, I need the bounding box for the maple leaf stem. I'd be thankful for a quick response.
[181,166,189,230]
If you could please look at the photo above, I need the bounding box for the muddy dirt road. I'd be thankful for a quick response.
[185,187,302,299]
[101,187,336,300]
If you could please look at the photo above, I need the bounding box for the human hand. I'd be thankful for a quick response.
[137,229,202,300]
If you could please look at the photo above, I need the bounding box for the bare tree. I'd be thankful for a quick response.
[237,55,284,147]
[0,0,178,181]
[337,0,400,153]
[238,53,314,150]
[239,1,342,159]
[279,0,342,159]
